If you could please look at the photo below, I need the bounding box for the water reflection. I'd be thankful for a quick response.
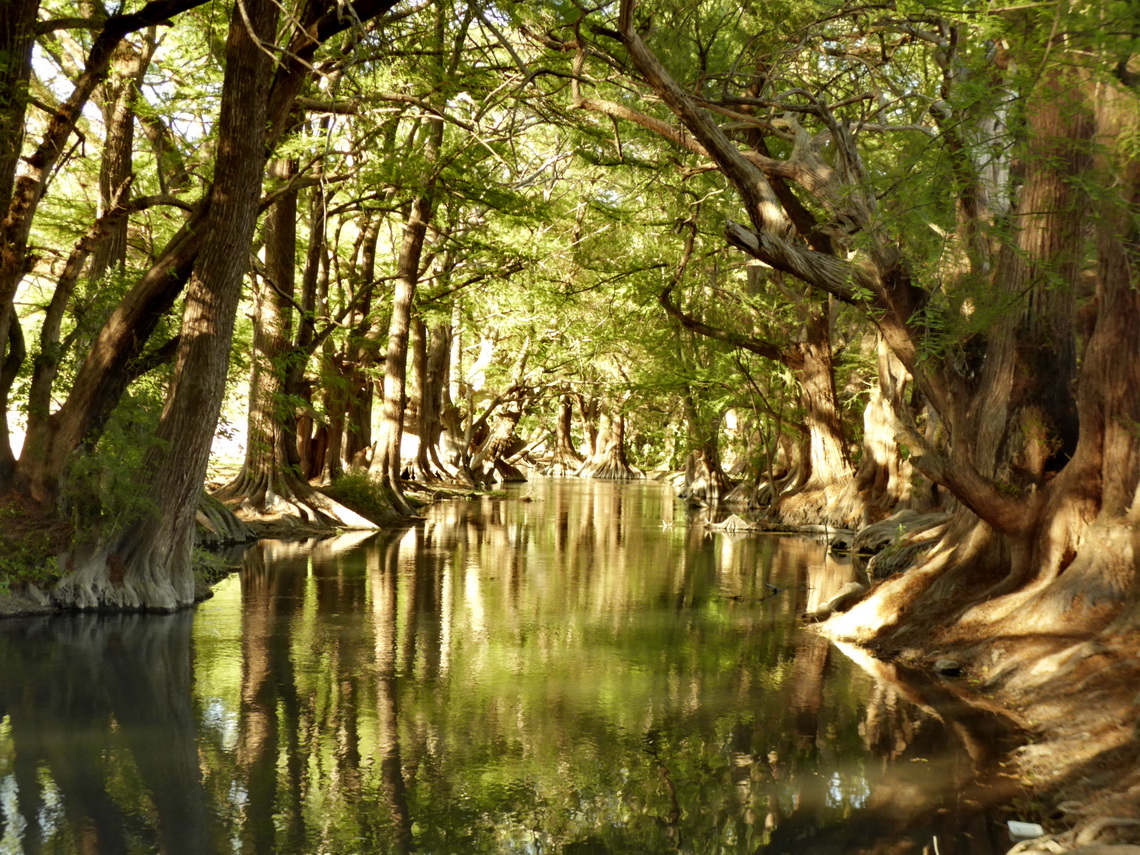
[0,478,1014,853]
[0,612,219,854]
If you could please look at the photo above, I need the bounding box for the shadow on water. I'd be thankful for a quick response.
[0,478,1020,854]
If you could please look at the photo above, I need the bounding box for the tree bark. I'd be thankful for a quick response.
[5,0,403,519]
[54,0,280,610]
[826,63,1140,643]
[545,394,584,476]
[794,304,852,490]
[0,0,51,482]
[678,393,731,505]
[370,115,444,511]
[88,35,154,282]
[577,399,639,480]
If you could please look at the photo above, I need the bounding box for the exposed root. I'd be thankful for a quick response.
[576,456,642,481]
[677,452,733,505]
[195,491,252,545]
[722,469,796,508]
[213,468,383,532]
[850,510,951,580]
[819,516,994,644]
[775,481,868,529]
[52,538,195,612]
[494,458,528,483]
[954,518,1136,640]
[537,445,585,477]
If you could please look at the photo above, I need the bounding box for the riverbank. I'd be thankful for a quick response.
[820,621,1140,853]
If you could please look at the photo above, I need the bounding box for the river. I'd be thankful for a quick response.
[0,478,1017,854]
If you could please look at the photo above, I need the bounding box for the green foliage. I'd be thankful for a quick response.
[59,388,166,538]
[322,473,410,525]
[0,501,69,595]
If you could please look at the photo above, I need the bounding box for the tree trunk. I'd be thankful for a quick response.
[468,401,528,485]
[795,304,851,489]
[344,217,382,466]
[370,115,443,512]
[849,335,931,524]
[0,0,210,482]
[88,36,153,282]
[0,0,47,483]
[829,68,1140,644]
[577,399,640,480]
[407,318,452,481]
[54,0,280,610]
[545,394,584,476]
[213,163,377,530]
[772,305,856,527]
[678,394,731,505]
[403,315,430,480]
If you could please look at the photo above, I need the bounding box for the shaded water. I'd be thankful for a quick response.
[0,478,1015,854]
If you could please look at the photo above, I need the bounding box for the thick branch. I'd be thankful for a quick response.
[266,0,406,150]
[660,221,790,364]
[891,416,1033,533]
[616,0,788,234]
[725,220,871,303]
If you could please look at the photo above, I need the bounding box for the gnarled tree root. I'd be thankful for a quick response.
[212,469,386,534]
[576,456,641,481]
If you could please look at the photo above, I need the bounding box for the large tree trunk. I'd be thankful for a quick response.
[0,1,209,486]
[577,399,640,480]
[0,0,38,482]
[294,180,330,480]
[213,162,377,531]
[88,36,154,283]
[794,305,851,489]
[370,194,430,512]
[54,0,280,610]
[5,0,400,516]
[545,394,584,476]
[828,66,1140,644]
[772,306,857,527]
[407,317,452,481]
[344,217,382,466]
[677,394,731,505]
[468,400,528,485]
[370,115,443,512]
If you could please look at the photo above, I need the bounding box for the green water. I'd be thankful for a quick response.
[0,478,1012,853]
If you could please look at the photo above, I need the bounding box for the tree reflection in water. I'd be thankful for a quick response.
[0,612,218,854]
[0,479,1017,853]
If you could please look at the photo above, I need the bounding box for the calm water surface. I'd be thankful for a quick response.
[0,478,1014,854]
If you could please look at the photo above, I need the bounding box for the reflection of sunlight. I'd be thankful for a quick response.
[1,773,25,853]
[441,561,453,677]
[466,567,486,636]
[36,775,63,841]
[203,698,240,752]
[827,770,870,809]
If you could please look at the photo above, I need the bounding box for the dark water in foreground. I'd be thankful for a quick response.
[0,478,1015,854]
